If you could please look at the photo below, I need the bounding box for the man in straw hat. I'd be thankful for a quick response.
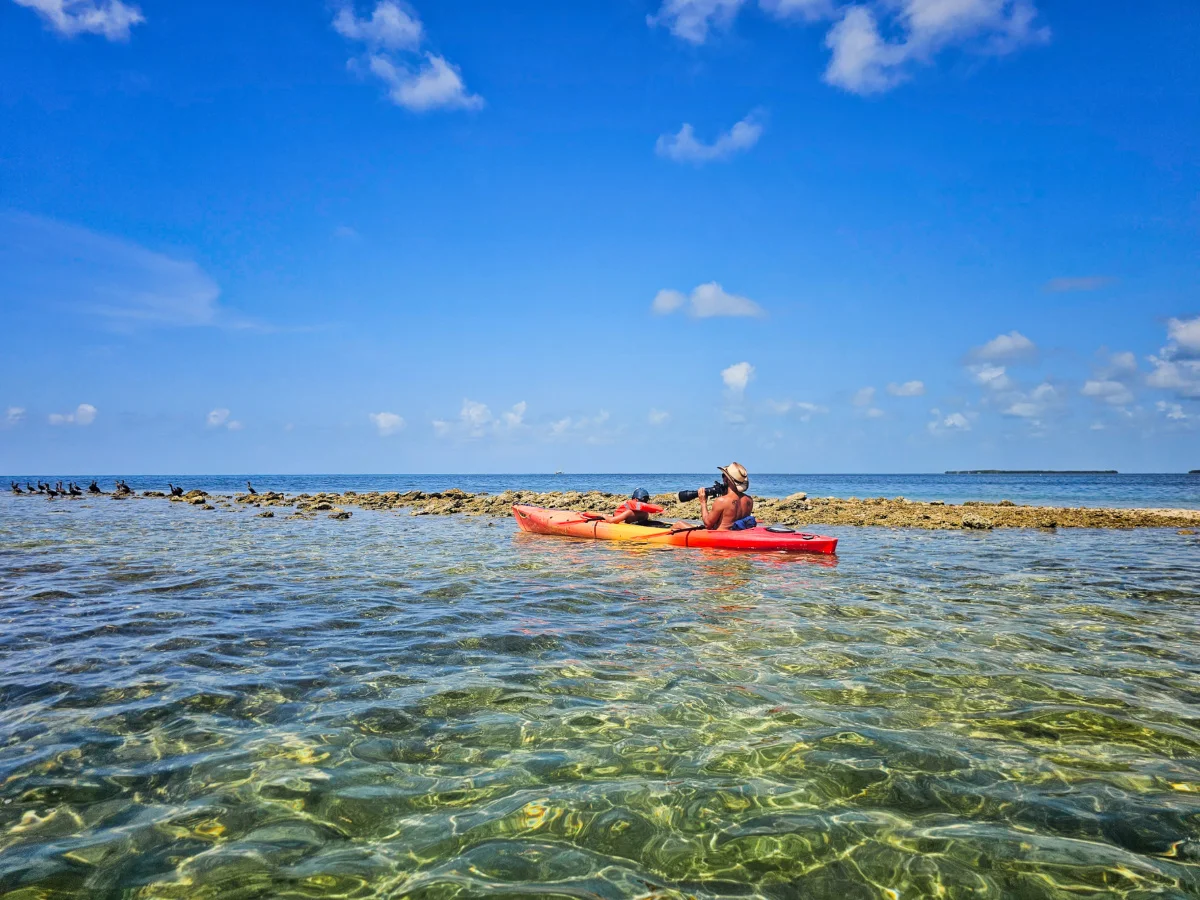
[677,462,756,531]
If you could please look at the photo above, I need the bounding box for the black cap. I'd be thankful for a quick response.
[631,488,650,502]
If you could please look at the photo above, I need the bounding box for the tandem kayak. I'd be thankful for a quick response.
[512,505,838,554]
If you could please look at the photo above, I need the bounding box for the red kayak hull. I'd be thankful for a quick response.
[511,505,837,554]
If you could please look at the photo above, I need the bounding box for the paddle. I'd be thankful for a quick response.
[552,511,605,526]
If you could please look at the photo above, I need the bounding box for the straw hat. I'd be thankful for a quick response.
[719,462,749,493]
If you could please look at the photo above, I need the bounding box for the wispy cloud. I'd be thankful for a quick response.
[887,380,926,396]
[207,408,244,431]
[970,330,1036,362]
[652,282,765,318]
[1043,276,1115,293]
[824,0,1049,95]
[6,407,26,426]
[760,0,835,21]
[13,0,144,41]
[369,411,406,436]
[969,364,1012,391]
[851,386,876,407]
[766,399,828,421]
[927,408,971,434]
[647,0,747,44]
[648,409,670,426]
[434,399,525,439]
[0,213,245,330]
[656,111,764,164]
[336,2,483,112]
[48,403,96,426]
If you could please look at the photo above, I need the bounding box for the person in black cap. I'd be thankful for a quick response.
[604,488,663,525]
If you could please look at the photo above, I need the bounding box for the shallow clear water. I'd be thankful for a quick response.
[7,473,1200,508]
[1,495,1199,899]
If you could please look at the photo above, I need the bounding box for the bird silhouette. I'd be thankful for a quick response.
[10,481,22,494]
[26,482,36,493]
[88,480,101,494]
[168,483,184,497]
[246,481,258,495]
[69,482,82,496]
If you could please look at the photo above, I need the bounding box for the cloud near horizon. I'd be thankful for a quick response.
[656,111,764,164]
[336,2,483,112]
[369,411,406,436]
[13,0,144,41]
[48,403,97,426]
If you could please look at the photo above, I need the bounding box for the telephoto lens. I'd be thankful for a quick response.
[678,489,699,503]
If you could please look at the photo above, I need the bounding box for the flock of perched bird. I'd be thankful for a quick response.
[10,480,260,497]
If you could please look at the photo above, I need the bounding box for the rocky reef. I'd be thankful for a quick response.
[25,487,1187,530]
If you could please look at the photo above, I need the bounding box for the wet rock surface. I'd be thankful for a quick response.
[16,488,1200,530]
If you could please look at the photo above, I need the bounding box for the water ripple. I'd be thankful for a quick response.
[1,497,1199,898]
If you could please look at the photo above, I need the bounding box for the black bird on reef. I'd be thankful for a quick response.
[246,481,257,495]
[26,482,37,493]
[168,483,184,497]
[45,483,58,497]
[10,481,21,494]
[55,481,65,494]
[88,480,101,494]
[68,482,82,496]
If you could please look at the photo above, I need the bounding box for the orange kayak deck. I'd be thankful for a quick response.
[512,505,837,554]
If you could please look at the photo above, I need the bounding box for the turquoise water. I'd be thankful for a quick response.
[8,472,1200,507]
[2,493,1200,898]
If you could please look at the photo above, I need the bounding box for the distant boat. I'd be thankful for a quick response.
[554,471,563,475]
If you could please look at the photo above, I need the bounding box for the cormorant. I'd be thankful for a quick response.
[246,481,258,495]
[10,481,21,494]
[26,482,36,493]
[88,480,101,493]
[169,483,184,497]
[68,482,82,496]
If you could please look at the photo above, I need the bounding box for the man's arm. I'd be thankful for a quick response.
[700,491,727,529]
[604,508,634,524]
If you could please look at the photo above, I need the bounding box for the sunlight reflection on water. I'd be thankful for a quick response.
[0,495,1198,898]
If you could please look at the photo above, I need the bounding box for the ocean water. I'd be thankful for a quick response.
[7,472,1200,508]
[1,493,1200,899]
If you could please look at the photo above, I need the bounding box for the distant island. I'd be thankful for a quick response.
[1191,470,1200,475]
[946,470,1119,475]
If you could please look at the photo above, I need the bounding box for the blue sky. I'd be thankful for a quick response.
[1,0,1197,474]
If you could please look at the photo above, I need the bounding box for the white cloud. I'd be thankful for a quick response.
[1156,401,1189,422]
[760,0,835,21]
[1147,358,1200,399]
[652,281,765,318]
[971,330,1036,361]
[969,364,1011,391]
[656,111,764,164]
[722,361,755,394]
[927,410,971,434]
[369,411,406,436]
[825,0,1049,95]
[0,213,225,329]
[649,409,670,425]
[865,407,885,418]
[434,399,526,439]
[1104,351,1137,375]
[887,380,926,397]
[333,1,421,49]
[647,0,747,44]
[1081,379,1134,406]
[1004,382,1058,419]
[366,53,484,112]
[1167,316,1200,357]
[851,386,876,407]
[767,399,828,421]
[14,0,144,41]
[207,408,244,431]
[336,3,482,112]
[6,407,25,426]
[48,403,96,426]
[1043,276,1115,293]
[651,289,687,315]
[548,411,613,443]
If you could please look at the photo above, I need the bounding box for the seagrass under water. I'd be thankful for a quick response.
[1,495,1198,898]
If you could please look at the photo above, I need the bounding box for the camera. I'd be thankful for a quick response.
[678,480,728,503]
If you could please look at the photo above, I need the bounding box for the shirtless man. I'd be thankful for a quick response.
[681,462,755,531]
